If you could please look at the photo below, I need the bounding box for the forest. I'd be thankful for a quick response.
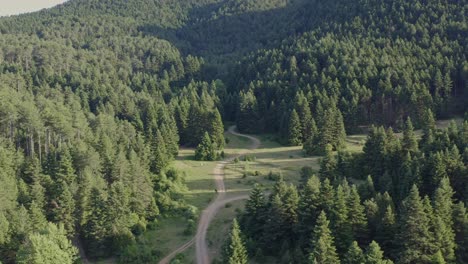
[0,0,466,263]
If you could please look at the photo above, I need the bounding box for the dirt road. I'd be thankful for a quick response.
[158,126,260,264]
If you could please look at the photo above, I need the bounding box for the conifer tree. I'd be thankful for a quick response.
[402,117,418,153]
[287,109,302,146]
[365,241,392,264]
[83,188,109,258]
[376,206,396,259]
[150,129,168,174]
[243,184,265,238]
[209,108,225,149]
[224,219,248,264]
[347,186,367,245]
[397,185,436,263]
[298,175,321,239]
[331,185,352,254]
[309,211,340,264]
[344,241,365,264]
[195,132,217,161]
[29,201,47,231]
[52,184,76,236]
[453,202,468,263]
[432,178,456,262]
[320,179,335,215]
[319,144,337,182]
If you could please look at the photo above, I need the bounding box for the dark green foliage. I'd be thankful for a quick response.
[0,0,467,262]
[453,202,468,263]
[318,145,337,182]
[344,241,365,264]
[397,185,436,263]
[287,110,302,146]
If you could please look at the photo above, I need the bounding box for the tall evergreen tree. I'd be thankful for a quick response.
[397,185,436,263]
[344,241,365,264]
[433,177,456,262]
[195,132,217,161]
[309,211,340,264]
[319,144,337,182]
[453,202,468,263]
[365,241,392,264]
[347,186,368,245]
[287,109,302,146]
[223,219,248,264]
[402,117,418,154]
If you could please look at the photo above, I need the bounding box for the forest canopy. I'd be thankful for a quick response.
[0,0,466,263]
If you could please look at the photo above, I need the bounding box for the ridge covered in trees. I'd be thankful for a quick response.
[0,0,466,263]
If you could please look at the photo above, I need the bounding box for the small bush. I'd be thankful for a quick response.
[267,171,281,181]
[183,220,196,236]
[225,203,232,208]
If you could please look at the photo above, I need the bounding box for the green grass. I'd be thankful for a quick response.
[175,148,218,209]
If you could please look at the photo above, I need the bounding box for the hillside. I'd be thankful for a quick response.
[0,0,467,263]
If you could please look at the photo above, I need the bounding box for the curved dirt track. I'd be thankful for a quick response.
[158,126,260,264]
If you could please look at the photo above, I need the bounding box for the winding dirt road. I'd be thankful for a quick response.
[158,126,260,264]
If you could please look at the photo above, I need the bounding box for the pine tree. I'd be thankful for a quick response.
[52,183,76,236]
[223,219,248,264]
[333,109,347,150]
[298,175,321,240]
[195,132,217,161]
[319,144,337,182]
[208,108,225,149]
[287,109,302,146]
[294,92,315,143]
[320,179,335,215]
[237,89,261,133]
[376,206,396,259]
[29,201,47,231]
[360,175,376,201]
[365,241,392,264]
[331,185,352,254]
[55,148,76,187]
[402,117,418,154]
[453,202,468,263]
[83,188,109,258]
[243,184,265,238]
[344,241,365,264]
[347,186,367,245]
[150,129,169,174]
[397,185,436,263]
[309,211,340,264]
[433,178,456,262]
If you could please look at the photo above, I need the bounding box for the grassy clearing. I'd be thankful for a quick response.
[223,135,316,195]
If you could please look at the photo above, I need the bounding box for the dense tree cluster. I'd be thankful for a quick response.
[238,120,467,263]
[229,0,467,139]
